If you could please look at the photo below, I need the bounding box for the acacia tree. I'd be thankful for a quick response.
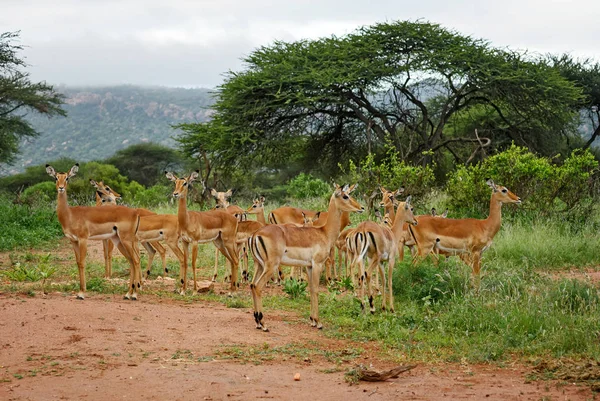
[0,31,65,165]
[181,21,582,173]
[549,55,600,150]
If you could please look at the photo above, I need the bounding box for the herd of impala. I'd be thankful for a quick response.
[45,163,522,331]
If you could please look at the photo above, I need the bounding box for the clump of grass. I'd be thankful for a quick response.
[283,278,307,299]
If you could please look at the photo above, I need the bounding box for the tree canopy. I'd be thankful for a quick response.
[178,20,584,178]
[0,31,66,165]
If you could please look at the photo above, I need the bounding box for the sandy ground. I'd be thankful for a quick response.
[0,293,593,401]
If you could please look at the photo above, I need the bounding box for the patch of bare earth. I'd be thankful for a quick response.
[0,294,592,401]
[545,268,600,284]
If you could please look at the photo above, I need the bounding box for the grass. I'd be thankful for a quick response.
[2,197,600,369]
[0,197,63,251]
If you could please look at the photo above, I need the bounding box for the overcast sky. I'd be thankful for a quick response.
[2,0,599,88]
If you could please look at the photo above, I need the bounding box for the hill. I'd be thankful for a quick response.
[10,85,214,173]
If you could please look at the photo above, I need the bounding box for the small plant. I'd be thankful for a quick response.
[283,279,307,299]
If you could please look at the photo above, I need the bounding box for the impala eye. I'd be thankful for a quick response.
[106,186,111,191]
[502,189,507,193]
[343,195,349,200]
[183,182,188,186]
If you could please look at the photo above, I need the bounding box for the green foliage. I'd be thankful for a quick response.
[285,173,330,199]
[21,182,55,206]
[105,142,186,187]
[130,184,172,208]
[446,144,598,213]
[200,19,582,177]
[341,148,435,199]
[0,196,62,251]
[282,279,307,299]
[0,31,66,165]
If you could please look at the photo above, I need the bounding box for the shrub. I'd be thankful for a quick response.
[286,173,331,199]
[340,147,435,202]
[446,144,598,214]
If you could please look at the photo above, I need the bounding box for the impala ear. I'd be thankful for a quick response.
[396,187,405,195]
[379,186,387,194]
[210,188,218,198]
[333,183,342,196]
[259,196,265,203]
[46,165,57,178]
[314,211,321,219]
[189,170,199,183]
[224,189,233,198]
[90,179,99,188]
[165,171,177,182]
[68,164,79,178]
[486,178,497,191]
[431,207,437,216]
[404,195,412,209]
[442,209,449,218]
[347,183,357,193]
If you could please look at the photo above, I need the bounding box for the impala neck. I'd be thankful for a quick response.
[390,204,408,239]
[177,190,189,229]
[485,192,503,237]
[323,194,343,246]
[256,209,266,225]
[56,190,71,229]
[384,203,395,223]
[95,193,102,207]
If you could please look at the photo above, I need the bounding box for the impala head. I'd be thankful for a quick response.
[486,179,522,205]
[379,186,404,208]
[46,164,78,193]
[166,170,199,198]
[211,188,233,209]
[302,211,321,226]
[333,183,364,213]
[90,179,121,204]
[246,196,265,214]
[397,195,417,226]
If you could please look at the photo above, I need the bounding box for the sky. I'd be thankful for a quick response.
[2,0,599,88]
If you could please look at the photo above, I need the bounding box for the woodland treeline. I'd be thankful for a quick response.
[1,21,600,215]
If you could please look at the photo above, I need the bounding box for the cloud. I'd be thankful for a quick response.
[2,0,599,87]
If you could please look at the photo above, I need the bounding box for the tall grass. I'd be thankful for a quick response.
[0,197,63,251]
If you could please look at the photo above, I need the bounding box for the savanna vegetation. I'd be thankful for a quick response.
[2,21,600,383]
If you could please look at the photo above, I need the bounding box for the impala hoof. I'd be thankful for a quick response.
[76,294,85,300]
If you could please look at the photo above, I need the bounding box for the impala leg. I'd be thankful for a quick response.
[241,245,249,283]
[213,235,239,291]
[165,239,184,280]
[366,258,378,314]
[180,241,190,295]
[378,261,386,312]
[102,239,112,278]
[71,239,87,300]
[152,241,167,277]
[250,258,274,332]
[387,254,396,313]
[471,251,482,290]
[191,242,199,292]
[212,247,220,282]
[116,238,139,300]
[307,264,323,329]
[142,242,156,279]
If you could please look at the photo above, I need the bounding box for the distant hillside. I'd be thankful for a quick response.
[10,85,214,173]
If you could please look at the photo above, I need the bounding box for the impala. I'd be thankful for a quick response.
[47,164,142,300]
[90,180,170,279]
[93,182,186,281]
[353,196,417,313]
[166,171,240,293]
[410,179,521,283]
[249,184,364,331]
[211,188,247,282]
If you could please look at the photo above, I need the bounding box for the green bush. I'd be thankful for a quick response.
[286,173,331,199]
[21,182,56,206]
[340,147,435,200]
[446,144,598,213]
[131,184,172,208]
